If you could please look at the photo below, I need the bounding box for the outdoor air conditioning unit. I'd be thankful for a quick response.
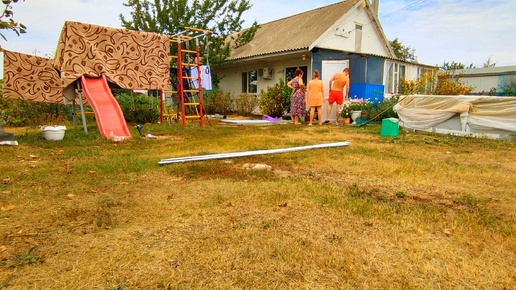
[262,67,273,79]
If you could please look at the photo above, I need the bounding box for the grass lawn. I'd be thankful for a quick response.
[1,119,515,289]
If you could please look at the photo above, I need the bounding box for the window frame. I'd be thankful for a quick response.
[241,70,258,94]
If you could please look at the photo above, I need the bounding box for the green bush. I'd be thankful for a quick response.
[113,91,160,124]
[235,93,259,116]
[360,95,400,121]
[259,78,290,117]
[0,98,69,126]
[204,90,234,115]
[500,78,516,96]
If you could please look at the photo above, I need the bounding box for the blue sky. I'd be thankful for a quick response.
[1,0,515,71]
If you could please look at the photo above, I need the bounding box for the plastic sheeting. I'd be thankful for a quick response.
[394,95,516,135]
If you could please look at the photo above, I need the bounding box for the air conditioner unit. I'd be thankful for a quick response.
[262,67,273,79]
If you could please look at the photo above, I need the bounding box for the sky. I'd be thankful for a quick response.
[1,0,515,73]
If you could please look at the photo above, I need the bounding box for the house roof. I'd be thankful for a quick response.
[452,66,516,77]
[229,0,364,60]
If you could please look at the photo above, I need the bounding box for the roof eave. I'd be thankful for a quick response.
[227,47,309,62]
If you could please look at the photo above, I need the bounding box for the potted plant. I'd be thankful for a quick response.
[348,97,369,123]
[340,106,351,125]
[304,107,311,123]
[41,115,67,141]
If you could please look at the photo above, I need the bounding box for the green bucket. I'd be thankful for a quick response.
[380,118,399,137]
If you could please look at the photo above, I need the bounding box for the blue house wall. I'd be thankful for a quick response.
[312,48,385,102]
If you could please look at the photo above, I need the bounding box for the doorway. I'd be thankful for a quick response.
[321,60,349,121]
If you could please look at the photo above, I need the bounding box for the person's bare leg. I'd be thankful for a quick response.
[325,103,333,123]
[310,107,315,125]
[316,106,322,125]
[335,104,341,125]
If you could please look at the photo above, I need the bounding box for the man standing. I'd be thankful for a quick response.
[325,68,350,125]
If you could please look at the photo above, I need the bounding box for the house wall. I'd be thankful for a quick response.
[215,56,311,97]
[313,4,390,57]
[450,66,516,95]
[461,76,499,94]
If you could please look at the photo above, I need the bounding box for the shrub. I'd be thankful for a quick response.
[401,69,473,95]
[260,78,290,117]
[500,78,516,96]
[435,71,473,95]
[235,93,259,116]
[113,91,160,124]
[204,90,234,115]
[360,95,400,121]
[0,98,69,127]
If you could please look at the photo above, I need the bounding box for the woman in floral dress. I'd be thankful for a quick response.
[287,68,306,125]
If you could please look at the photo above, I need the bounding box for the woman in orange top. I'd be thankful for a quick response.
[306,70,324,125]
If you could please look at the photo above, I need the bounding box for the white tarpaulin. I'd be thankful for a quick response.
[394,95,516,137]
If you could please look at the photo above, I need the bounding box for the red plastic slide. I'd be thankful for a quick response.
[80,75,131,139]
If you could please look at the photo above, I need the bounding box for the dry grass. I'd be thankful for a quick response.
[1,120,515,289]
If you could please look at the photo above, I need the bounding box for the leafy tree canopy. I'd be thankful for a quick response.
[0,0,26,41]
[482,56,497,68]
[441,61,475,70]
[441,56,497,71]
[119,0,259,65]
[389,37,417,62]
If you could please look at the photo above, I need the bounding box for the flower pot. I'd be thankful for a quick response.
[351,111,362,124]
[343,117,350,125]
[41,125,66,141]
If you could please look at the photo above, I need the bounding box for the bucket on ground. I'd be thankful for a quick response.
[380,118,399,137]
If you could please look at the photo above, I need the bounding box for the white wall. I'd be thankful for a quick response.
[216,58,311,98]
[313,5,390,58]
[461,76,499,94]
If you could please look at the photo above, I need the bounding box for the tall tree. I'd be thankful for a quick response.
[119,0,259,65]
[389,37,417,62]
[0,0,26,41]
[441,61,475,70]
[482,56,497,68]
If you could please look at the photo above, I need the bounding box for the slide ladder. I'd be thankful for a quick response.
[162,27,212,127]
[78,75,131,139]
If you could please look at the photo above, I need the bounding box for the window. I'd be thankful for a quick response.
[355,24,363,53]
[386,62,405,94]
[242,71,257,93]
[285,66,308,85]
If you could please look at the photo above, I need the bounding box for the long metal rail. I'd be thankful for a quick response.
[158,141,350,165]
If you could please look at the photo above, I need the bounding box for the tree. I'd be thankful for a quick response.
[389,37,417,62]
[119,0,259,65]
[0,0,26,41]
[482,56,497,68]
[400,69,473,96]
[441,61,475,70]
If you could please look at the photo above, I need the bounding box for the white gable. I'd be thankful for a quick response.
[310,3,391,57]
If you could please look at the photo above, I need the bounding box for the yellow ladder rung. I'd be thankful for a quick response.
[162,113,176,117]
[184,27,213,34]
[169,56,178,59]
[184,115,201,119]
[182,63,198,67]
[184,102,200,106]
[170,36,193,42]
[181,49,197,54]
[184,90,199,93]
[182,76,199,79]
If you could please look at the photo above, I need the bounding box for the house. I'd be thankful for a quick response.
[213,0,434,120]
[450,66,516,95]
